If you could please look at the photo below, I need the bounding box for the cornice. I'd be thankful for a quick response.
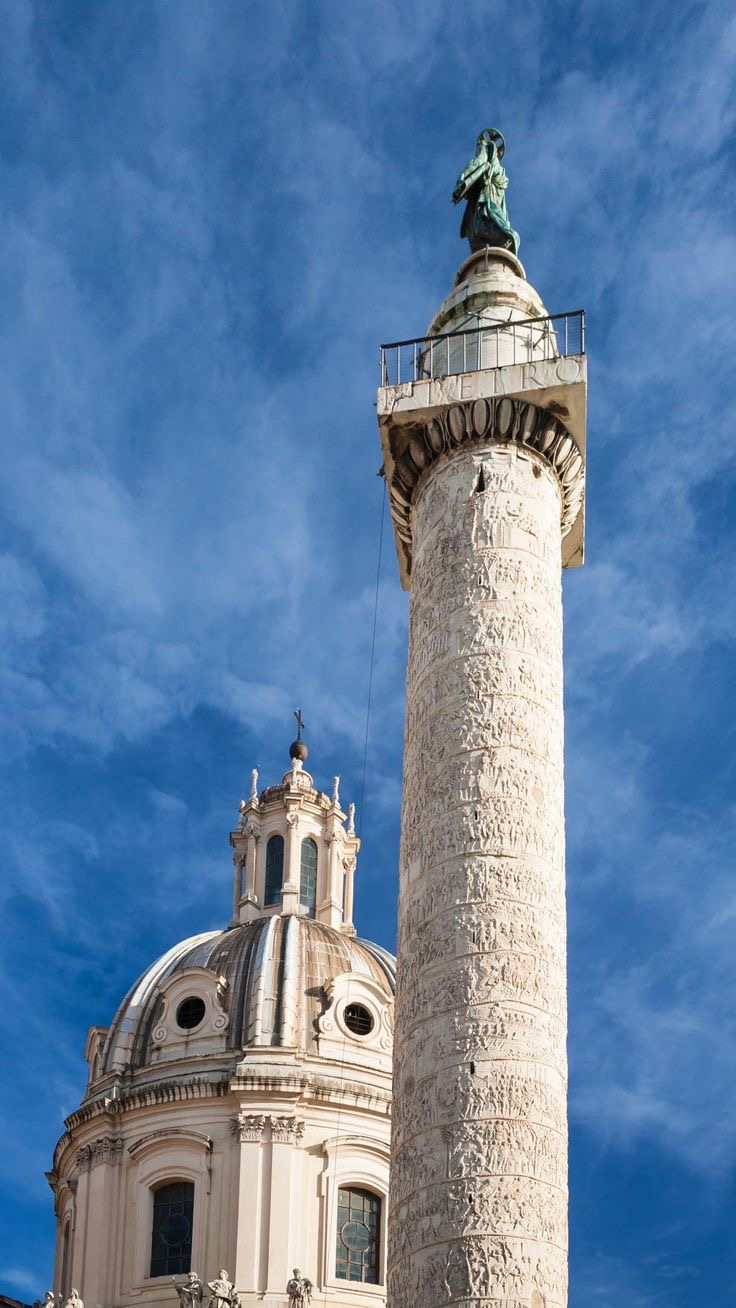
[53,1063,392,1177]
[54,1074,230,1173]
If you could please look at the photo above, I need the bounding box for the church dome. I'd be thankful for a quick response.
[96,915,395,1082]
[55,746,395,1308]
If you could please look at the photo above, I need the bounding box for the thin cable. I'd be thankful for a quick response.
[317,480,387,1305]
[358,480,386,831]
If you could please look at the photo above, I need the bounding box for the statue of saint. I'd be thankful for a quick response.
[173,1272,204,1308]
[286,1269,313,1307]
[64,1292,83,1308]
[452,128,520,256]
[207,1271,238,1308]
[42,1292,56,1308]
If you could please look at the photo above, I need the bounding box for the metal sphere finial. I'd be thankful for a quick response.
[290,707,308,762]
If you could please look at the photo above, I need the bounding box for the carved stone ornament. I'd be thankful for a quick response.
[231,1113,267,1142]
[270,1115,305,1144]
[207,1272,238,1308]
[174,1273,204,1308]
[387,396,584,563]
[245,821,260,841]
[75,1135,123,1170]
[232,1113,304,1144]
[388,438,568,1307]
[286,1269,313,1307]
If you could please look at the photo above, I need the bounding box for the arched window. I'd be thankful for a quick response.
[149,1180,194,1277]
[300,837,318,917]
[336,1186,381,1283]
[264,834,284,906]
[60,1219,71,1301]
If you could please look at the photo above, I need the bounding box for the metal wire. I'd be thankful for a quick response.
[316,483,387,1305]
[358,479,386,830]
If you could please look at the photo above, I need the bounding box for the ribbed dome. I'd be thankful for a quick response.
[101,916,395,1077]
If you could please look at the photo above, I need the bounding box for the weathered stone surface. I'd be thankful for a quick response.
[389,442,568,1308]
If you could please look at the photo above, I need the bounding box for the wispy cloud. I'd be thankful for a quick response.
[1,1,736,1301]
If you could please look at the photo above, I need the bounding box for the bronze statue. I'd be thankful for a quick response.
[452,128,520,255]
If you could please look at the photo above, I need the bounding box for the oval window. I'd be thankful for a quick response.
[176,996,206,1030]
[343,1003,374,1036]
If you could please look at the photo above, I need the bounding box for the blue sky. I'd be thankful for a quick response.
[1,2,735,1303]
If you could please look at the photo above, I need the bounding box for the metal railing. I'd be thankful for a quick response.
[379,309,585,387]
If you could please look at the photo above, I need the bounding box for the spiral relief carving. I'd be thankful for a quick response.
[389,444,568,1307]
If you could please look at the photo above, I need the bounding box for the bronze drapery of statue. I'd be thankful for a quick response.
[452,128,520,256]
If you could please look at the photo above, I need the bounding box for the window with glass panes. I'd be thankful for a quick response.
[335,1186,381,1284]
[264,834,284,906]
[299,837,318,917]
[149,1180,194,1277]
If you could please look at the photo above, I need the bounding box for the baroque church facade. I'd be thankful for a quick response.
[49,739,395,1308]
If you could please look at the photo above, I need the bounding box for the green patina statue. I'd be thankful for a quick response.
[452,128,520,256]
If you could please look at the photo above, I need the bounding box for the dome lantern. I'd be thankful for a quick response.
[230,728,360,934]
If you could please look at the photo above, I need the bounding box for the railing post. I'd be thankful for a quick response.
[463,332,467,374]
[564,316,568,356]
[446,335,450,377]
[430,338,434,378]
[581,312,586,355]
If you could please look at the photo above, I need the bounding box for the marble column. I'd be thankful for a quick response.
[388,440,568,1308]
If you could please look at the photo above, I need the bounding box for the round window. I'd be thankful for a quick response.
[343,1002,374,1036]
[340,1219,372,1252]
[176,996,206,1030]
[160,1211,191,1246]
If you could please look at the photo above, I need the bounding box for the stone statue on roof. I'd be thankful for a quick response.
[207,1271,238,1308]
[286,1269,313,1307]
[173,1272,204,1308]
[452,128,520,256]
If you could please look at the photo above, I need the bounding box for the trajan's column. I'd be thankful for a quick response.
[378,129,586,1308]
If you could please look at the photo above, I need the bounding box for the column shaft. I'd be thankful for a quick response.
[388,443,568,1308]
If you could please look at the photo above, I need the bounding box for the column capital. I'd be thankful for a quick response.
[381,394,584,587]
